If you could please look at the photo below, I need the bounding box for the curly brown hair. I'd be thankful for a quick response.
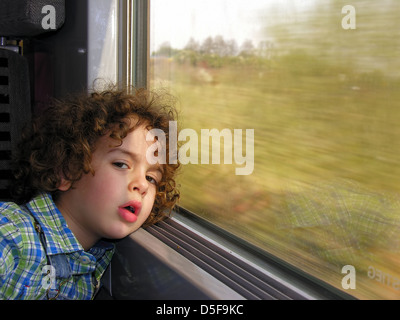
[12,86,180,227]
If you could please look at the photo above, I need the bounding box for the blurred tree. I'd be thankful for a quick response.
[153,41,179,57]
[184,37,200,52]
[239,39,256,57]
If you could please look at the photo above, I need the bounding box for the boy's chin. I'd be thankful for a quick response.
[104,223,142,240]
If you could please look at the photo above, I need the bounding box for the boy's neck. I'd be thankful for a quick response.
[55,198,99,251]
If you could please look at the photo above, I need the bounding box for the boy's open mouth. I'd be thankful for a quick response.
[126,206,136,213]
[118,201,142,223]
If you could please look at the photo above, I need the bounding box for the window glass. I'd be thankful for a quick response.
[87,0,118,85]
[150,0,400,299]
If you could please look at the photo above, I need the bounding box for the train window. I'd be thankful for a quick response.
[149,0,400,299]
[87,0,119,86]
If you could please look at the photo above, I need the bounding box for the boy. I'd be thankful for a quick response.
[0,87,180,300]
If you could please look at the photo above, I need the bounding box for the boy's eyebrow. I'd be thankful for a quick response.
[107,147,136,158]
[108,148,164,173]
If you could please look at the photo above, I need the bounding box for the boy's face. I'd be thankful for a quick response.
[56,123,163,249]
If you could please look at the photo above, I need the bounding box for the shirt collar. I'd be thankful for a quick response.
[26,192,114,255]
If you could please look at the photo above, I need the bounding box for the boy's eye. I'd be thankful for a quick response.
[146,176,158,185]
[113,162,129,169]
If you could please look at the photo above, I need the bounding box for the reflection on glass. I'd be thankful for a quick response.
[150,0,400,299]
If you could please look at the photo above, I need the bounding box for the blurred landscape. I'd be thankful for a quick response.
[150,1,400,299]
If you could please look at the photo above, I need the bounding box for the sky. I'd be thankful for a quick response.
[150,0,317,51]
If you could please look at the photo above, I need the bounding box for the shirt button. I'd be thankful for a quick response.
[80,255,91,264]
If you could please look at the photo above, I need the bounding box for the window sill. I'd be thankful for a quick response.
[102,208,356,300]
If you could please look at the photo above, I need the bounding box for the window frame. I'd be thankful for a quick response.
[118,0,149,89]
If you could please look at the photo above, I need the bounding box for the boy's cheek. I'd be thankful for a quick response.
[140,200,156,224]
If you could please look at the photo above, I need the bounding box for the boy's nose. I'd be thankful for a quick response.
[129,174,148,196]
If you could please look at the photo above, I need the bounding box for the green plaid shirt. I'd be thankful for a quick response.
[0,192,114,300]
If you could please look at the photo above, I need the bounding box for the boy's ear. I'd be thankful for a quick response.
[58,178,72,191]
